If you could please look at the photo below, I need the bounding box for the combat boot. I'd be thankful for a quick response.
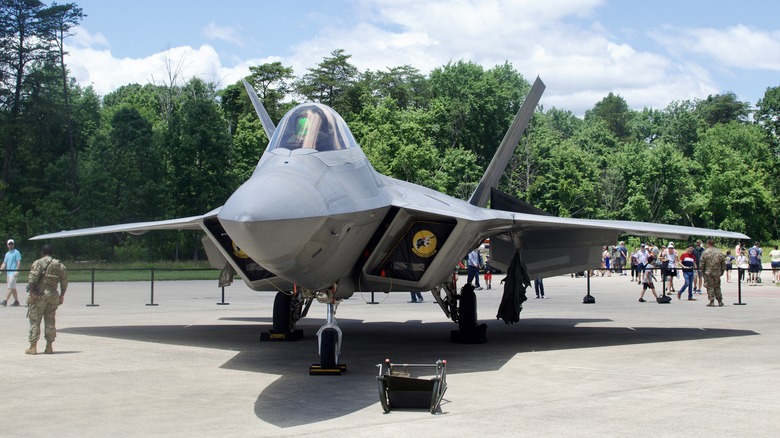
[44,341,53,354]
[25,342,37,355]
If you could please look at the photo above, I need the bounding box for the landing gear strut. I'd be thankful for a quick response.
[432,281,487,344]
[310,289,347,375]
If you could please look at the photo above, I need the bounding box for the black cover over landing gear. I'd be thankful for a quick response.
[310,301,347,375]
[450,284,487,344]
[260,291,305,341]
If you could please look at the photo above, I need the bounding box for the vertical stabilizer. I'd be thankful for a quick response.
[241,79,276,140]
[468,76,545,207]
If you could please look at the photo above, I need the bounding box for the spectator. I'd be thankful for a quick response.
[664,242,677,292]
[635,244,649,285]
[617,241,628,276]
[770,245,780,284]
[638,254,659,303]
[736,251,748,283]
[747,242,762,286]
[466,248,483,290]
[678,245,697,301]
[534,278,545,299]
[724,250,735,283]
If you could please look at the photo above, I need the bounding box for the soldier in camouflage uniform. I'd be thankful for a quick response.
[698,239,726,307]
[25,244,68,355]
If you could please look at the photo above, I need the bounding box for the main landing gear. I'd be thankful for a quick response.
[260,290,311,341]
[432,281,487,344]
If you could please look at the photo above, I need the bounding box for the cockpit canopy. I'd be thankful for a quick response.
[268,103,358,152]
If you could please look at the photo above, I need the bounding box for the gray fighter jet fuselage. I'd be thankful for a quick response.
[33,78,749,370]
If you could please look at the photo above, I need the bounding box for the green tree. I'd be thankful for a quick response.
[247,61,295,122]
[40,2,83,193]
[427,61,528,166]
[662,100,701,157]
[0,0,57,198]
[695,92,750,126]
[692,122,776,239]
[529,141,600,217]
[755,85,780,153]
[294,49,358,116]
[79,106,163,224]
[544,107,582,140]
[623,142,694,223]
[585,92,633,140]
[230,112,266,183]
[371,64,429,110]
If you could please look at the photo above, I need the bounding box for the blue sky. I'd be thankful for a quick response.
[66,0,780,115]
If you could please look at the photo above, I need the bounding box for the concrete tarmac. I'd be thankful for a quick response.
[1,272,779,437]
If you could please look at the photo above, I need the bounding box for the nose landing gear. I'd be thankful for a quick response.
[310,289,347,375]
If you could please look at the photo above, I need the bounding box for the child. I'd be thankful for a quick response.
[639,255,659,302]
[736,252,748,283]
[483,256,493,290]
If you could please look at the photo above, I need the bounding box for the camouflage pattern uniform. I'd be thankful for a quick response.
[27,256,68,344]
[699,246,726,305]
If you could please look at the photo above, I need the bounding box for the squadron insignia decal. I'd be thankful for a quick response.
[412,230,437,258]
[232,241,249,259]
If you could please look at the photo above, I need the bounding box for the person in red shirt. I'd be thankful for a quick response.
[678,245,697,300]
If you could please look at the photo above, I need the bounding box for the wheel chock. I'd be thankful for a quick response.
[309,363,347,375]
[450,323,487,344]
[260,329,304,342]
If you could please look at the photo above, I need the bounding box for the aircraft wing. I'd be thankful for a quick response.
[29,213,212,240]
[483,194,749,279]
[363,177,749,292]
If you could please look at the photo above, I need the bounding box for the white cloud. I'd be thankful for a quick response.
[202,22,246,47]
[282,0,711,113]
[684,25,780,71]
[65,44,275,95]
[70,27,110,49]
[64,1,774,115]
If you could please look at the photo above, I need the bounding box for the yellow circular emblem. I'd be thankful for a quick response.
[232,241,249,259]
[412,230,437,258]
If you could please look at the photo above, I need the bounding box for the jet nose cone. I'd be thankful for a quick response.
[217,174,327,269]
[219,173,327,223]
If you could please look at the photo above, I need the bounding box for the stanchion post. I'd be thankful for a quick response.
[583,269,595,303]
[146,267,159,306]
[734,267,746,305]
[86,267,99,307]
[217,286,230,305]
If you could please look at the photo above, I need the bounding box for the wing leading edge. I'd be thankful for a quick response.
[29,212,213,240]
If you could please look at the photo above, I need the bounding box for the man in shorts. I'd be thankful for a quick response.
[0,239,22,307]
[747,242,762,286]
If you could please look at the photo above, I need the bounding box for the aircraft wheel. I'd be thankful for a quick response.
[320,328,338,369]
[272,292,293,333]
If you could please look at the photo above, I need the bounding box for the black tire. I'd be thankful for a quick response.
[320,328,338,369]
[272,292,292,333]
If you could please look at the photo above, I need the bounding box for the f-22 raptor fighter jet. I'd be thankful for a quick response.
[33,77,748,370]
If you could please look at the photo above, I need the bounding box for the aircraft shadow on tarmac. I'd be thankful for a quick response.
[61,318,756,428]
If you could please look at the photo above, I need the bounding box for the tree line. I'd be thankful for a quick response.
[1,1,778,262]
